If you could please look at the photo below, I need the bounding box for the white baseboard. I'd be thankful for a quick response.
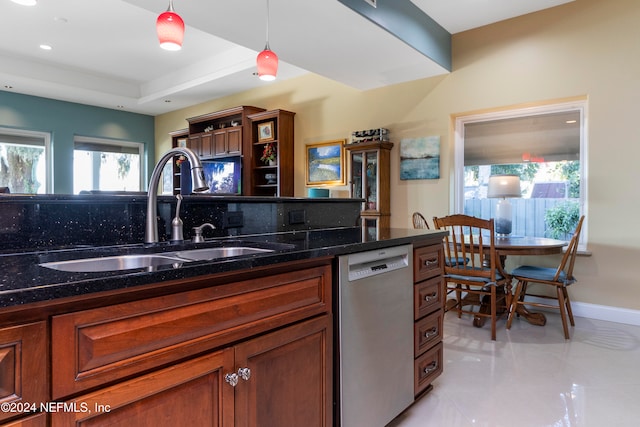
[528,297,640,326]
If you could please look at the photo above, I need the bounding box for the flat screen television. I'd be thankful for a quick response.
[180,157,242,195]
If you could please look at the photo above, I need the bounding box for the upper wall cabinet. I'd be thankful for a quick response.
[186,106,265,160]
[247,110,296,197]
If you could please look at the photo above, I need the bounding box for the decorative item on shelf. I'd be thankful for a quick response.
[257,121,275,142]
[156,0,184,51]
[260,142,277,165]
[175,155,186,166]
[231,120,239,127]
[487,174,522,236]
[256,0,278,81]
[350,128,390,144]
[204,125,214,132]
[264,173,277,184]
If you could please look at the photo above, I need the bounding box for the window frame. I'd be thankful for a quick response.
[73,136,145,193]
[452,98,588,247]
[0,126,52,193]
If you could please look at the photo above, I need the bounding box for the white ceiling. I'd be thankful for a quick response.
[0,0,574,116]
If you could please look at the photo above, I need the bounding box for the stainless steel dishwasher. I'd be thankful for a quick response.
[337,244,414,427]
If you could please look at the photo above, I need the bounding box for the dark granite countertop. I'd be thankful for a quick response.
[0,227,446,309]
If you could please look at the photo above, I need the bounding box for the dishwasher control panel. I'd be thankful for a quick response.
[347,245,410,281]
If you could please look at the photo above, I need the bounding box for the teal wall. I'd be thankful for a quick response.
[0,91,154,194]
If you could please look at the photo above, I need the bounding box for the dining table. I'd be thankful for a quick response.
[465,235,568,327]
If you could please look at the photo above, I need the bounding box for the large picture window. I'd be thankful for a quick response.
[0,128,50,194]
[73,137,144,194]
[454,99,587,245]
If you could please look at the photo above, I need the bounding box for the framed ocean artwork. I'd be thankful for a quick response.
[305,139,345,186]
[400,136,440,180]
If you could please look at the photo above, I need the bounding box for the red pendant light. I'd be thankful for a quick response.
[257,0,278,81]
[157,0,184,51]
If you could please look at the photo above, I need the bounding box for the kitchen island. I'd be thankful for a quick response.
[0,195,446,427]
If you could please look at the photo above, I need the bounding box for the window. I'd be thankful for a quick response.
[454,99,587,245]
[73,137,144,194]
[0,128,50,194]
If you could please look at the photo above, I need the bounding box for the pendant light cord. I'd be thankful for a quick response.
[265,0,271,50]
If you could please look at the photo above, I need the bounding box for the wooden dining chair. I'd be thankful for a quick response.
[412,212,430,229]
[432,214,511,340]
[507,215,585,339]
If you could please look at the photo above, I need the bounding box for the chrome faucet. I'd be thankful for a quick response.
[145,147,209,243]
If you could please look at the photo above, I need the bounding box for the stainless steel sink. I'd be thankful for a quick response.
[40,254,185,272]
[173,247,274,261]
[39,246,275,272]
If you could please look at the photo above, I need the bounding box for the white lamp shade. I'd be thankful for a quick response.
[487,174,521,198]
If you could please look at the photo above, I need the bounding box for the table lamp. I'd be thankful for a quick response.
[487,174,521,236]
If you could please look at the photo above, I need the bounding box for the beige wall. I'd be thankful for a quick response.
[155,0,640,311]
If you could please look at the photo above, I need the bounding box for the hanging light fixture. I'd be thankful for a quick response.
[156,0,184,51]
[256,0,278,81]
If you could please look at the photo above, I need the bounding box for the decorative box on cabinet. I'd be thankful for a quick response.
[345,140,393,235]
[412,242,444,397]
[0,322,48,425]
[247,109,296,197]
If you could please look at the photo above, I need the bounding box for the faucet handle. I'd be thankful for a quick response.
[192,222,216,243]
[170,195,184,242]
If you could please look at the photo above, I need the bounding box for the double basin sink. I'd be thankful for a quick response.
[40,246,276,273]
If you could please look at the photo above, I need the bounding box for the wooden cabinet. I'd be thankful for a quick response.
[247,110,296,197]
[345,141,393,240]
[1,413,47,427]
[0,322,48,425]
[412,243,444,397]
[213,127,242,157]
[45,260,332,426]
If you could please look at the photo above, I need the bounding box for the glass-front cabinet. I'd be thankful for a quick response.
[346,140,393,239]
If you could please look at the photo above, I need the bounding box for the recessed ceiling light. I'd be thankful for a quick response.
[565,120,577,124]
[164,100,172,103]
[4,85,13,89]
[11,0,37,6]
[39,44,52,51]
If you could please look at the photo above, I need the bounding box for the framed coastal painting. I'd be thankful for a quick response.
[400,136,440,180]
[305,139,345,186]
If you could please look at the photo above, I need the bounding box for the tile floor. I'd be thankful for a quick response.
[388,311,640,427]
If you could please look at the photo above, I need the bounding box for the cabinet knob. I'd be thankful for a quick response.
[238,367,251,381]
[224,372,239,387]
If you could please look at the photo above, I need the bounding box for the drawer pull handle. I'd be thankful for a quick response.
[424,361,438,375]
[238,367,251,381]
[424,292,438,302]
[224,372,239,387]
[423,258,438,267]
[424,327,438,339]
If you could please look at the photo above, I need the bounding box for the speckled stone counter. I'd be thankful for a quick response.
[0,226,447,309]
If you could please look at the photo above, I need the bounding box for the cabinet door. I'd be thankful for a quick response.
[51,348,234,427]
[213,130,227,156]
[0,413,46,427]
[226,127,242,155]
[201,132,213,158]
[234,315,332,427]
[0,322,47,423]
[188,134,202,156]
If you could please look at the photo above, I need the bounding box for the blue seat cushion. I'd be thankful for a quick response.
[445,257,469,267]
[511,265,575,285]
[446,266,505,284]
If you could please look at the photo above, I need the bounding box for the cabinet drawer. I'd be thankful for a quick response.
[413,244,442,282]
[52,264,331,398]
[414,310,443,358]
[414,341,443,396]
[0,322,48,423]
[414,276,444,320]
